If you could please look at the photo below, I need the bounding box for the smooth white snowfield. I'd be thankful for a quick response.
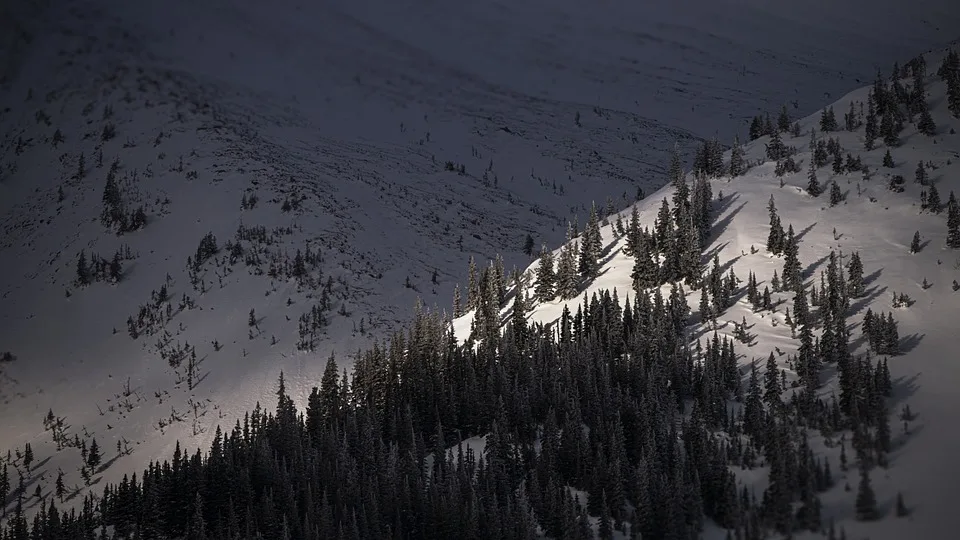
[454,50,960,538]
[0,0,959,535]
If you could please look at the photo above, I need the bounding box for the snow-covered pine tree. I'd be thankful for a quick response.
[729,135,745,177]
[578,203,602,278]
[556,242,579,300]
[766,195,785,255]
[766,129,787,161]
[829,182,842,206]
[807,156,822,197]
[534,245,556,301]
[453,283,462,317]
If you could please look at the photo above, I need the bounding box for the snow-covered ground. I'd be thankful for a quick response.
[454,49,960,538]
[1,0,959,533]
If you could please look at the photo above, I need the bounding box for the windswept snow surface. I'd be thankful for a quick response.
[1,0,959,530]
[455,49,960,538]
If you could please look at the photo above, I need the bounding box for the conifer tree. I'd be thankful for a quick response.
[807,157,822,197]
[924,185,941,215]
[766,196,785,255]
[917,100,936,135]
[467,256,479,309]
[766,129,786,161]
[881,106,899,147]
[578,203,603,279]
[948,70,960,118]
[453,283,462,317]
[855,466,879,521]
[882,150,894,168]
[556,243,579,300]
[830,182,842,206]
[729,135,746,177]
[781,225,801,290]
[865,92,878,150]
[915,161,928,186]
[87,438,101,470]
[910,231,921,253]
[777,104,791,133]
[947,191,960,248]
[632,234,658,293]
[535,245,556,301]
[76,250,90,285]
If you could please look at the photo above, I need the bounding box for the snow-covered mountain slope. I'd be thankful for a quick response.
[453,49,960,538]
[0,0,958,524]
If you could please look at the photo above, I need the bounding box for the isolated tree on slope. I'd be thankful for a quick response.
[947,191,960,248]
[807,157,822,197]
[728,135,746,177]
[829,182,842,206]
[847,251,864,297]
[534,245,555,302]
[855,466,879,521]
[766,195,785,255]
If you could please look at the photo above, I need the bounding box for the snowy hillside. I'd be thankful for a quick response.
[1,0,959,533]
[453,48,960,538]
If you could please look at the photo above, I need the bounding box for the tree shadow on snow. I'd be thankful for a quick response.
[801,252,830,280]
[702,241,730,267]
[795,221,818,243]
[709,199,747,244]
[846,284,888,321]
[862,268,883,287]
[897,333,924,354]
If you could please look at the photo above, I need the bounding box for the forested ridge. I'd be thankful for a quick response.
[4,46,955,540]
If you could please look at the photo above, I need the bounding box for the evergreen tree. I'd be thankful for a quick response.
[807,157,822,197]
[948,70,960,118]
[87,438,101,470]
[535,245,556,301]
[766,196,785,255]
[910,231,921,253]
[947,191,960,248]
[917,100,937,136]
[523,234,535,256]
[882,150,894,168]
[453,283,462,317]
[830,182,842,206]
[766,129,787,161]
[915,161,928,186]
[865,92,878,150]
[777,105,791,133]
[928,184,941,213]
[556,243,579,300]
[578,203,603,279]
[881,105,899,147]
[76,250,90,285]
[855,466,879,521]
[729,135,746,177]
